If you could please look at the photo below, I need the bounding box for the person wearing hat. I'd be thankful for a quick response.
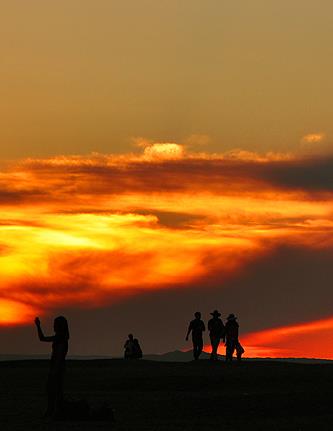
[208,310,225,360]
[225,314,244,362]
[186,312,206,360]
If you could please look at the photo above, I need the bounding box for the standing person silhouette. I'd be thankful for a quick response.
[225,314,244,362]
[208,310,225,360]
[186,312,206,360]
[34,316,69,417]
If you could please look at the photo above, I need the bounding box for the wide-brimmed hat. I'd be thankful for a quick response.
[210,310,221,317]
[227,313,237,321]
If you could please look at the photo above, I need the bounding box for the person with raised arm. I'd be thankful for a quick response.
[34,316,69,417]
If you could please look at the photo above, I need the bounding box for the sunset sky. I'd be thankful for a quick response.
[0,1,332,358]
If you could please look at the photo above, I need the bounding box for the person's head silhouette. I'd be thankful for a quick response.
[128,333,134,341]
[194,312,201,319]
[210,310,221,319]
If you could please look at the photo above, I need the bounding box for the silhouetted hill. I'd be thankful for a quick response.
[143,350,332,364]
[144,349,213,361]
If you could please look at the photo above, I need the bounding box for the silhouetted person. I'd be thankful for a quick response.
[186,312,205,360]
[34,316,69,417]
[133,338,143,359]
[124,334,142,359]
[225,314,244,362]
[208,310,225,360]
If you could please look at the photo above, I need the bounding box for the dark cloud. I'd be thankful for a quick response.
[0,189,47,204]
[136,210,201,228]
[256,157,333,192]
[0,154,331,210]
[15,156,333,201]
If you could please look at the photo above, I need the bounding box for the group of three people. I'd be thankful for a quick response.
[186,310,244,361]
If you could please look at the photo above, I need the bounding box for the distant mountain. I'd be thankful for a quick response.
[143,350,333,364]
[144,350,226,362]
[0,354,112,361]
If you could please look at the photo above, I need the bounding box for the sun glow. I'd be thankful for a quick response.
[241,318,333,359]
[0,299,37,325]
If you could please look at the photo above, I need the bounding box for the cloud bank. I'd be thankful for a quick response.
[0,145,332,357]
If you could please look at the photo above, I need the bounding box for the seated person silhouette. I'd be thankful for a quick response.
[124,334,142,359]
[34,316,70,417]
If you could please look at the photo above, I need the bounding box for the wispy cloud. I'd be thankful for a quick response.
[300,132,333,157]
[301,132,325,144]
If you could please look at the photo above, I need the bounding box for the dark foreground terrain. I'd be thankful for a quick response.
[1,359,333,431]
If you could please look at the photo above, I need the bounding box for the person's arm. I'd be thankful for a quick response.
[202,321,206,332]
[34,317,54,342]
[185,323,192,341]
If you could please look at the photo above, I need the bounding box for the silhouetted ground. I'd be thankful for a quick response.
[1,359,333,430]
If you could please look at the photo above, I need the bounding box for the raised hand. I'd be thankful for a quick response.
[35,317,41,326]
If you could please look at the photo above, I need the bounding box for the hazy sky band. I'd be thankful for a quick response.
[1,0,333,157]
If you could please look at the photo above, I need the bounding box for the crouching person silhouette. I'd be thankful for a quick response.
[34,316,69,417]
[186,312,205,360]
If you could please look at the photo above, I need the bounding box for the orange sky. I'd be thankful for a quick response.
[241,317,333,359]
[0,144,332,357]
[1,2,333,358]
